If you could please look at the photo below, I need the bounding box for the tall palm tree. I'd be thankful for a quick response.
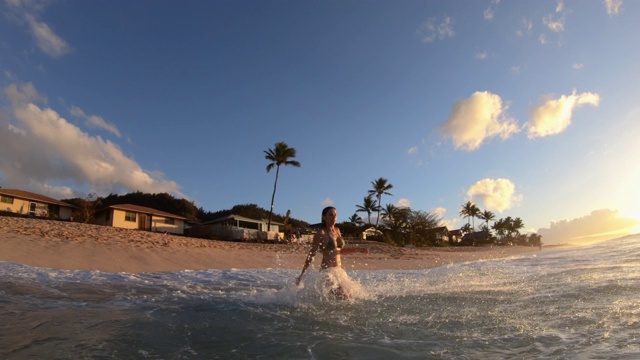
[264,141,300,231]
[459,201,475,228]
[469,203,480,230]
[460,201,482,230]
[478,210,496,232]
[368,177,393,227]
[355,195,378,225]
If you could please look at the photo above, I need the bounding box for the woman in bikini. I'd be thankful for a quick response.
[295,206,368,299]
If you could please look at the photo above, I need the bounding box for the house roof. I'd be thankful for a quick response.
[0,188,75,208]
[105,204,188,220]
[203,214,284,226]
[423,226,450,235]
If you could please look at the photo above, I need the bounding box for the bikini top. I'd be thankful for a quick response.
[325,231,345,251]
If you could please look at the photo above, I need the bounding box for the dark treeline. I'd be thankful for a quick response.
[62,192,310,230]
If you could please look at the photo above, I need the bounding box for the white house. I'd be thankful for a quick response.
[187,214,284,241]
[0,188,75,220]
[93,203,188,235]
[362,226,383,240]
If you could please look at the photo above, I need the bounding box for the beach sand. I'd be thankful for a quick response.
[0,216,539,273]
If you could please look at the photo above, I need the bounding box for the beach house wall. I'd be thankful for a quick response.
[449,229,462,244]
[0,188,74,220]
[188,214,284,241]
[93,204,187,235]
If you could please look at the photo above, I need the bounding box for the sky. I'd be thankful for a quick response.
[1,0,639,245]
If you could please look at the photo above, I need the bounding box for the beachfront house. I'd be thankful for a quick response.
[423,226,451,246]
[93,204,188,235]
[186,214,284,241]
[449,229,462,244]
[362,227,383,240]
[0,188,75,220]
[461,230,491,246]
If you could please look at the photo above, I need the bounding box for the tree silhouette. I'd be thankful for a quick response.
[368,177,393,227]
[264,141,300,232]
[355,195,378,225]
[460,201,480,229]
[348,213,364,226]
[478,210,496,233]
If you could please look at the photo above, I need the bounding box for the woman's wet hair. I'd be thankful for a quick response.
[321,206,336,227]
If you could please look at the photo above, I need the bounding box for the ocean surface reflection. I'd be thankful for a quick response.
[2,236,640,359]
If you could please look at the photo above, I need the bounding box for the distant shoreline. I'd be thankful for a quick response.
[0,216,540,273]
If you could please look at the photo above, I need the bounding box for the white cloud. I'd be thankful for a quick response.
[483,0,500,21]
[432,206,446,218]
[0,82,182,198]
[538,209,639,245]
[572,63,584,70]
[543,14,565,32]
[70,106,122,138]
[396,198,411,208]
[440,91,519,151]
[4,82,45,105]
[604,0,623,17]
[475,51,488,60]
[467,178,522,212]
[433,207,459,229]
[416,16,455,43]
[6,0,71,58]
[526,90,601,138]
[321,197,334,206]
[516,17,533,37]
[538,34,548,45]
[407,146,418,156]
[25,14,71,58]
[7,123,26,136]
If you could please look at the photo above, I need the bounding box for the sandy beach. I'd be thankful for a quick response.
[0,216,539,273]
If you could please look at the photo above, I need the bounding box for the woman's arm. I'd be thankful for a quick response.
[296,231,322,285]
[335,228,368,255]
[339,248,369,255]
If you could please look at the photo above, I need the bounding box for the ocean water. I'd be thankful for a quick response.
[2,236,639,359]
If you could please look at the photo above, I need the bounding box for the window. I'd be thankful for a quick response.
[164,218,175,225]
[124,211,136,222]
[0,195,14,204]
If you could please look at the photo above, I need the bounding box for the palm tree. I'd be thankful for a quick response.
[492,218,507,240]
[469,204,480,230]
[264,141,301,231]
[478,210,496,232]
[348,213,364,226]
[355,195,378,225]
[459,201,476,228]
[381,203,398,220]
[511,217,525,237]
[368,177,393,227]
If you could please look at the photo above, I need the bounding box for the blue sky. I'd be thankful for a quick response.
[1,0,639,244]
